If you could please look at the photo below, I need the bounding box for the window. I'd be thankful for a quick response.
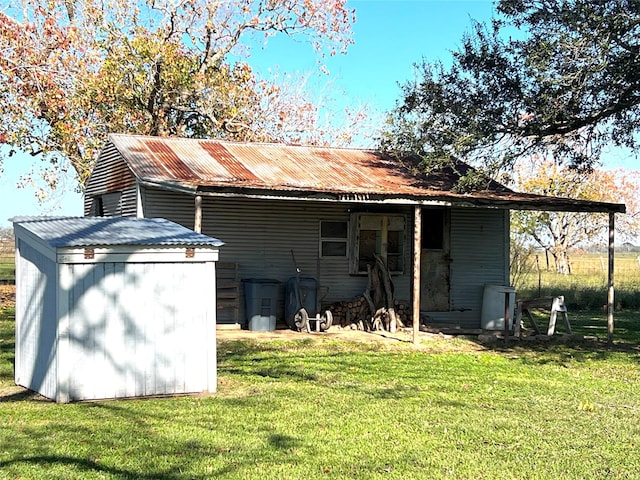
[350,213,405,274]
[90,192,122,216]
[91,196,104,216]
[320,221,348,257]
[421,208,445,250]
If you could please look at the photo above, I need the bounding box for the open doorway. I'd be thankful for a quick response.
[420,208,450,311]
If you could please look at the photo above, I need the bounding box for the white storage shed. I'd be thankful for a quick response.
[12,216,223,403]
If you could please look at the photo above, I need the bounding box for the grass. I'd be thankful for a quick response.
[0,262,14,284]
[0,250,14,284]
[2,300,640,479]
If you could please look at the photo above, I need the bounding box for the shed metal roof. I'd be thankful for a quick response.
[11,216,224,248]
[105,133,626,213]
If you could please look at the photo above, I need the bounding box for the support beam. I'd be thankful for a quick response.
[194,195,202,233]
[607,212,615,344]
[412,206,422,344]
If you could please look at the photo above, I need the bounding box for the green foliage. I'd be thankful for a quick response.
[381,0,640,179]
[509,235,537,291]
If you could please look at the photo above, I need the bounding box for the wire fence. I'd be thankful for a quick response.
[0,237,15,285]
[533,252,640,277]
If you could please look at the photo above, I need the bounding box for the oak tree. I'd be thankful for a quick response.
[380,0,640,187]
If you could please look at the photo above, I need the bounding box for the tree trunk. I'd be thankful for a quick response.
[555,250,571,275]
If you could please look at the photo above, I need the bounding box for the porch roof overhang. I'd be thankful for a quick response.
[109,133,626,214]
[137,179,625,214]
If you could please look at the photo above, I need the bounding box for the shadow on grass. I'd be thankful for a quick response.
[268,433,302,450]
[0,456,195,480]
[0,393,310,479]
[0,388,49,402]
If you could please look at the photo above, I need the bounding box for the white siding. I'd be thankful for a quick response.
[13,218,219,403]
[14,239,59,400]
[59,261,216,402]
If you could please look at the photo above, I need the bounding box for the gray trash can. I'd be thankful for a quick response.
[242,279,281,331]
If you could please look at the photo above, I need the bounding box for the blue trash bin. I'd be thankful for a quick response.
[242,279,281,331]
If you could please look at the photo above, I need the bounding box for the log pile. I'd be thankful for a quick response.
[326,297,411,331]
[326,256,411,332]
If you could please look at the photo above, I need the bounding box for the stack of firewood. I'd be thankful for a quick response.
[325,256,411,332]
[326,297,411,330]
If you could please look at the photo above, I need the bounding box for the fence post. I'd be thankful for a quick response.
[607,213,615,345]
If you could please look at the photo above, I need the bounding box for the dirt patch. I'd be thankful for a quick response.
[217,326,418,343]
[216,325,484,351]
[0,283,479,350]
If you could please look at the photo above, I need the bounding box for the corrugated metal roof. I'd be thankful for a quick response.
[11,216,224,248]
[105,133,626,213]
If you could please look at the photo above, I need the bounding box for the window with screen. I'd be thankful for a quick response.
[320,221,348,257]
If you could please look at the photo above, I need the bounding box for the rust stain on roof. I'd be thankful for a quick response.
[109,133,433,196]
[198,141,259,183]
[145,139,199,181]
[105,134,625,213]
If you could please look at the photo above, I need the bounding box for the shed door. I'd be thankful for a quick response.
[420,208,450,311]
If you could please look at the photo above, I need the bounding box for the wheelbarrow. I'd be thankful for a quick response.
[286,251,333,333]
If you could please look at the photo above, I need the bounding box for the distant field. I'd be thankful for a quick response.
[515,252,640,310]
[542,252,639,277]
[0,241,13,284]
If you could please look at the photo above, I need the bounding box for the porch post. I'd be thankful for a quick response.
[412,206,422,344]
[194,194,203,233]
[607,212,615,344]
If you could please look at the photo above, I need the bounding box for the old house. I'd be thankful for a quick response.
[84,134,625,331]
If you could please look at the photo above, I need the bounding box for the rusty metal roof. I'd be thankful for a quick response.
[105,134,626,213]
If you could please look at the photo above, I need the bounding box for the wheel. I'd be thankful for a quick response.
[319,310,333,332]
[293,308,309,332]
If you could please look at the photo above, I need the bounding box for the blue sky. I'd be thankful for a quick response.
[0,0,636,227]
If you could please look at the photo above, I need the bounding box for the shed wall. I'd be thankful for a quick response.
[448,208,509,328]
[14,238,59,399]
[58,260,217,402]
[138,188,510,329]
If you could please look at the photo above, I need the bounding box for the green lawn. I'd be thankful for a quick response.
[2,303,640,479]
